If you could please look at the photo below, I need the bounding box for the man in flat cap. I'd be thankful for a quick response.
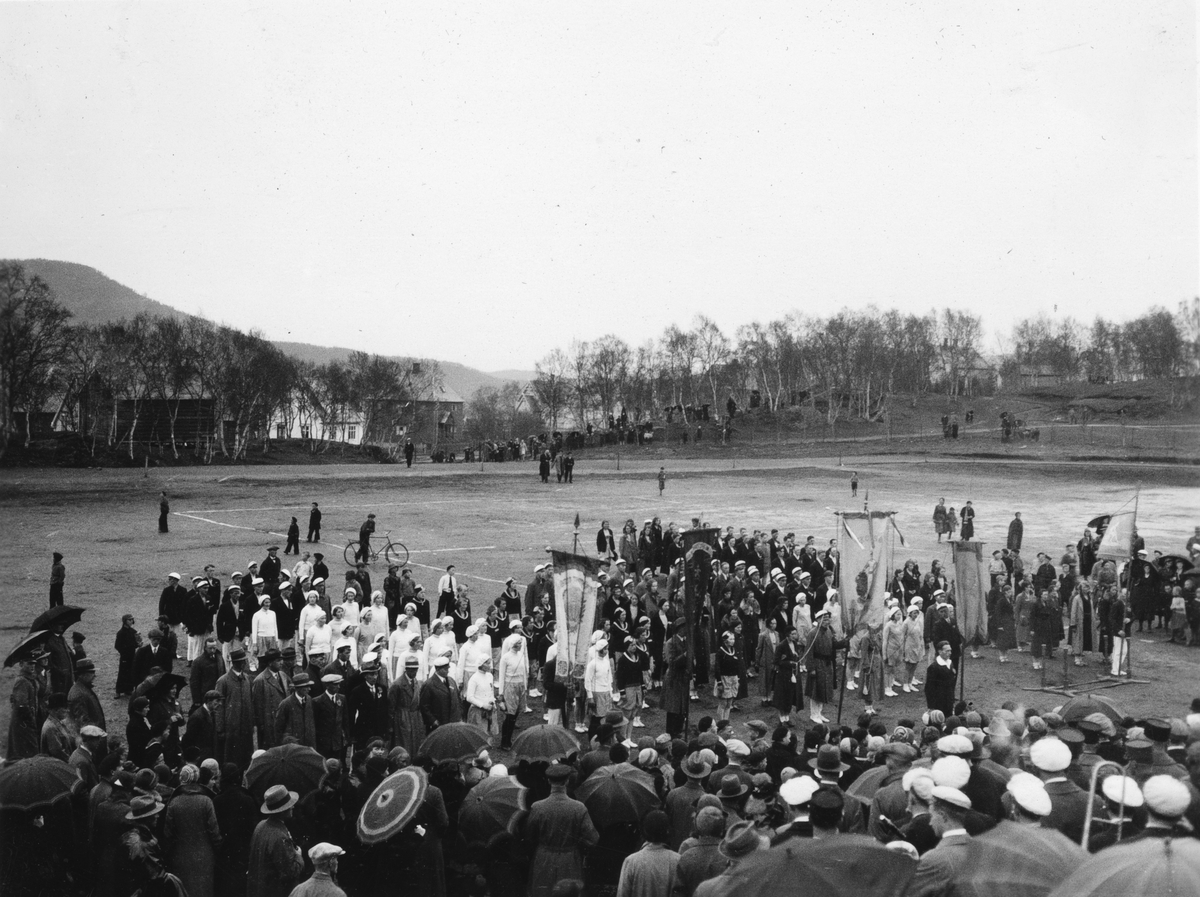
[182,689,222,763]
[290,843,346,897]
[275,672,316,748]
[908,786,974,897]
[69,657,105,732]
[526,764,599,897]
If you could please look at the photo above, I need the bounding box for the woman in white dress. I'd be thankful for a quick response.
[424,619,456,680]
[392,631,426,682]
[330,604,359,667]
[251,595,279,667]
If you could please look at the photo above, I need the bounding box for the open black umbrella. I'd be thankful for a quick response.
[245,743,327,802]
[0,757,79,811]
[358,766,428,845]
[1158,554,1195,572]
[458,776,527,847]
[714,834,916,897]
[418,722,490,762]
[147,673,188,700]
[574,762,659,826]
[511,725,580,763]
[30,605,85,633]
[4,630,52,667]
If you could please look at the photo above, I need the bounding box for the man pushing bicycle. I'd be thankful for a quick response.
[357,513,376,562]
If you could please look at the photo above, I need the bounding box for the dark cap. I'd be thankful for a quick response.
[1142,719,1171,743]
[546,764,573,782]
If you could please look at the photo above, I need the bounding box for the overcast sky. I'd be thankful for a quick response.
[2,2,1196,370]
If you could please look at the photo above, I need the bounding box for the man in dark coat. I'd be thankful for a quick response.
[347,662,390,751]
[312,674,348,761]
[133,629,173,683]
[50,551,66,607]
[184,580,217,662]
[252,650,293,749]
[1007,513,1023,551]
[804,610,845,724]
[159,572,190,638]
[190,636,227,709]
[69,658,105,731]
[46,625,76,697]
[214,761,259,897]
[216,648,256,769]
[661,618,690,738]
[306,503,322,542]
[182,690,222,762]
[525,764,599,897]
[274,672,317,747]
[389,657,425,756]
[418,657,463,732]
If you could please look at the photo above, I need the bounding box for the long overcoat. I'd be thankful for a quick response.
[388,674,425,756]
[164,784,222,897]
[216,669,256,769]
[661,634,689,716]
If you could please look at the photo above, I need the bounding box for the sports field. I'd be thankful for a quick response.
[3,456,1198,743]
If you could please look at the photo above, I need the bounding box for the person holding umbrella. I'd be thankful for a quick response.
[247,785,304,897]
[525,764,599,897]
[6,650,48,759]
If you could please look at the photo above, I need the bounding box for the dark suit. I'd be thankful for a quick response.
[133,643,173,683]
[347,680,390,749]
[908,831,971,897]
[190,651,227,709]
[1042,778,1091,843]
[418,673,462,730]
[312,691,347,759]
[182,704,219,762]
[274,693,316,748]
[251,669,292,749]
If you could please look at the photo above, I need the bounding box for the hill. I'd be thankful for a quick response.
[16,259,191,326]
[10,259,525,401]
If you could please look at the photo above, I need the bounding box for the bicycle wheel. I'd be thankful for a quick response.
[384,541,409,567]
[344,541,359,565]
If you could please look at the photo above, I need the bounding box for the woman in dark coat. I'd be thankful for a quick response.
[924,641,957,717]
[804,611,845,723]
[163,764,222,897]
[212,763,257,897]
[773,629,801,723]
[994,585,1017,661]
[114,615,142,697]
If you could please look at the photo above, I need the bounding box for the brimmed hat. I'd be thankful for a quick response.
[718,775,749,799]
[603,710,627,728]
[292,672,312,688]
[682,753,712,780]
[261,784,299,815]
[808,744,849,774]
[74,658,96,674]
[932,786,972,810]
[719,820,768,859]
[125,795,165,821]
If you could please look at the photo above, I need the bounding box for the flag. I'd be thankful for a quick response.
[1096,509,1136,562]
[838,511,896,635]
[951,541,988,645]
[551,551,603,679]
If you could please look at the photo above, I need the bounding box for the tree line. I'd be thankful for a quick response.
[522,301,1200,430]
[0,264,443,459]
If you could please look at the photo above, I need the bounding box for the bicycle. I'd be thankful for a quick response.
[344,530,410,567]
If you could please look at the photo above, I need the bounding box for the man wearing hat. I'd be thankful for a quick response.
[665,753,712,850]
[676,806,727,896]
[38,692,73,761]
[158,571,189,640]
[419,654,463,732]
[347,658,390,753]
[774,775,820,843]
[808,744,864,832]
[189,635,227,711]
[909,785,974,897]
[526,764,599,897]
[388,657,425,756]
[184,577,218,663]
[1029,737,1090,842]
[183,689,222,763]
[290,842,347,897]
[1126,775,1194,841]
[252,648,294,749]
[694,821,769,897]
[662,616,690,738]
[274,672,316,748]
[71,724,106,792]
[312,673,347,762]
[867,742,920,839]
[216,647,256,768]
[68,657,106,732]
[1136,718,1189,781]
[1087,775,1144,850]
[248,785,304,897]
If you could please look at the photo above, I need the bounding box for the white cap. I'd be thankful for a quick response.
[936,734,973,757]
[725,739,749,758]
[335,638,354,651]
[168,572,181,580]
[1142,775,1190,818]
[1029,738,1071,773]
[1100,775,1143,808]
[931,786,971,809]
[931,756,970,789]
[780,776,819,806]
[1006,775,1051,817]
[902,769,935,801]
[466,625,478,637]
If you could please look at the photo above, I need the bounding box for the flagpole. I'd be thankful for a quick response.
[1126,487,1139,679]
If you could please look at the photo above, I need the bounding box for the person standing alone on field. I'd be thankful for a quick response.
[307,503,321,543]
[1008,512,1023,552]
[404,438,415,468]
[285,517,301,555]
[356,513,375,563]
[49,551,66,608]
[658,467,667,496]
[850,472,858,497]
[159,491,170,533]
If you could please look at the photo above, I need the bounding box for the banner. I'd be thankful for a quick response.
[837,511,896,636]
[552,551,603,679]
[681,528,721,682]
[951,541,988,645]
[1096,509,1136,562]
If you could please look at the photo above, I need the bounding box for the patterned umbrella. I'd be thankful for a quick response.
[0,757,79,811]
[511,725,581,763]
[574,762,659,826]
[418,722,490,762]
[715,834,916,897]
[1048,837,1200,897]
[458,776,527,847]
[244,743,327,802]
[358,766,428,845]
[958,820,1088,897]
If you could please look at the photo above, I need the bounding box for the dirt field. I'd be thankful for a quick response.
[3,456,1198,750]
